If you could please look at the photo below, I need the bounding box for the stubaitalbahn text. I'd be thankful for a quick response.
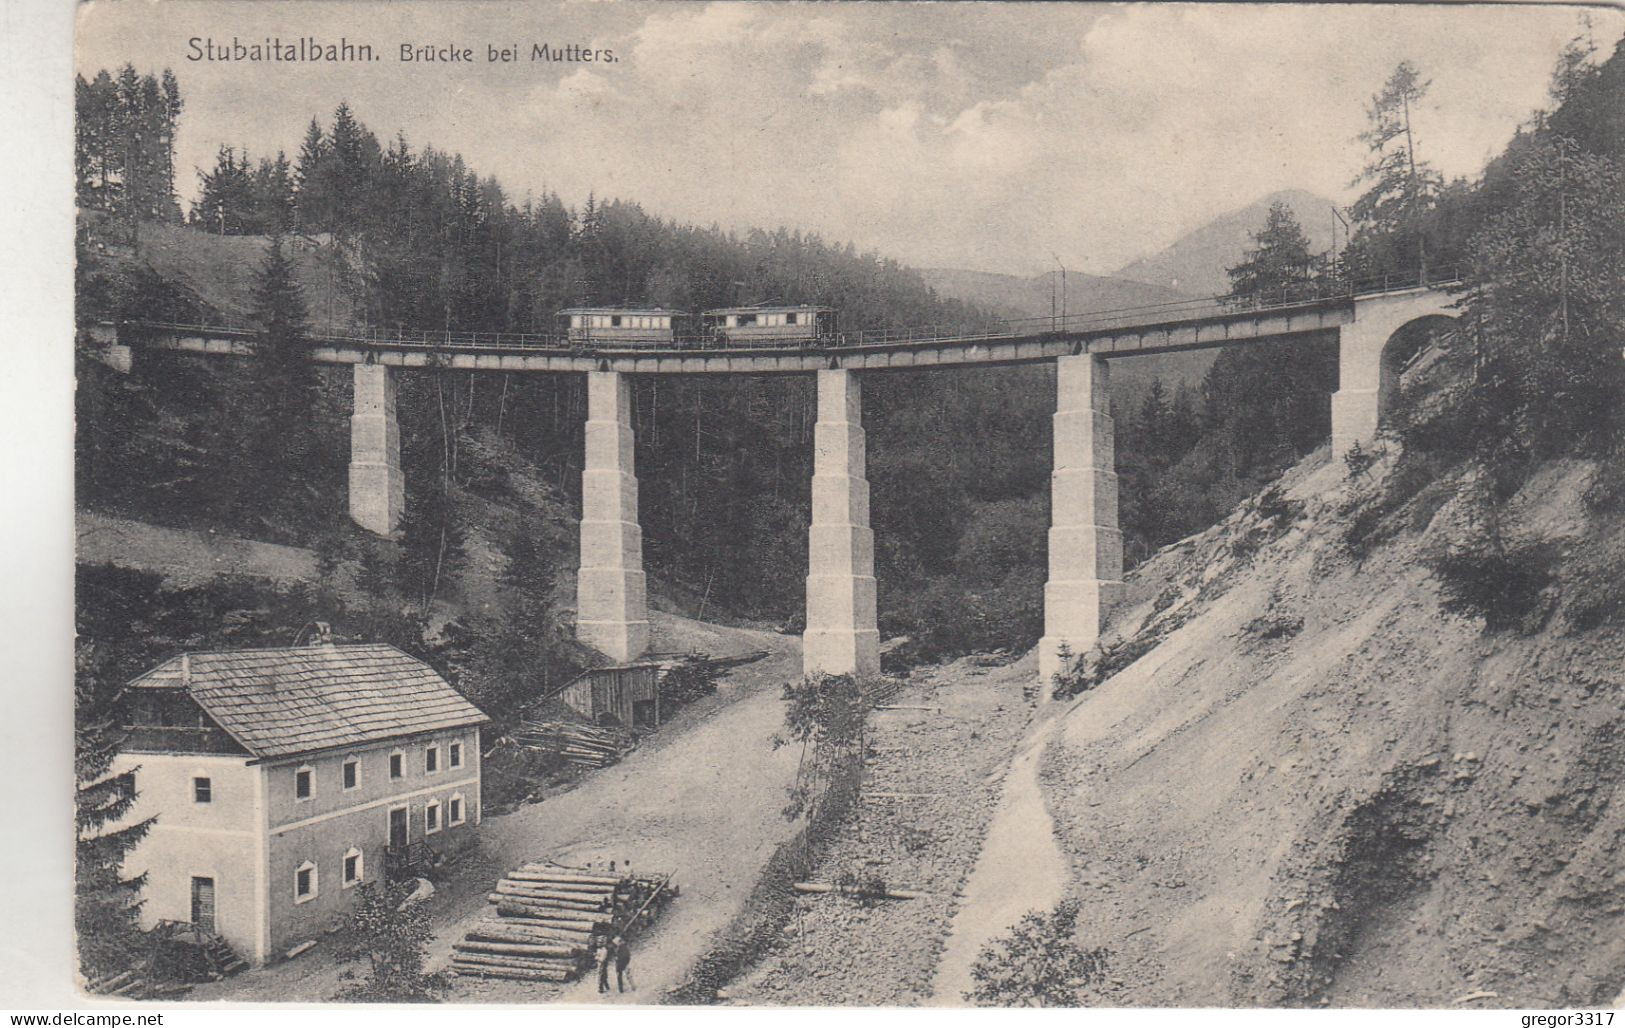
[185,37,618,64]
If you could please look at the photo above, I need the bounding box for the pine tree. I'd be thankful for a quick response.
[252,151,296,234]
[235,235,319,518]
[75,643,154,985]
[1348,61,1445,279]
[1225,201,1318,306]
[1207,203,1340,479]
[294,117,331,234]
[192,145,256,233]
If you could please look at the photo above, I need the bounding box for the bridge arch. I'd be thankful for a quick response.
[1377,314,1457,424]
[1331,290,1460,458]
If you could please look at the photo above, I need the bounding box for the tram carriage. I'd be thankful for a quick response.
[701,304,837,348]
[558,307,692,347]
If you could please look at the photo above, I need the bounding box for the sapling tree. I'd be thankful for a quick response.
[331,882,449,1003]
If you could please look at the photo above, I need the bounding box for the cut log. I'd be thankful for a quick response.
[452,950,580,969]
[515,866,622,885]
[455,940,578,959]
[451,960,578,980]
[469,920,581,938]
[466,929,586,950]
[494,902,604,925]
[500,876,614,896]
[502,875,617,893]
[487,889,611,915]
[487,908,598,931]
[494,882,613,901]
[451,964,572,983]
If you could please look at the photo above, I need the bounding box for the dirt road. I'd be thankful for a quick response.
[190,612,804,1004]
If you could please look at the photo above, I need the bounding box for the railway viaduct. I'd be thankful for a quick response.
[89,282,1459,683]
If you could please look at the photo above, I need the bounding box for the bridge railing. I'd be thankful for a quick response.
[111,266,1462,359]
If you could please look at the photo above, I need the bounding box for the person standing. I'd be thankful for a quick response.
[595,933,612,994]
[614,935,633,993]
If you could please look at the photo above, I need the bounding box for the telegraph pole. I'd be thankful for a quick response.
[1051,253,1067,328]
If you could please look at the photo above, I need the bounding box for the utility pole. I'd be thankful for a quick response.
[1331,207,1351,293]
[1052,253,1067,327]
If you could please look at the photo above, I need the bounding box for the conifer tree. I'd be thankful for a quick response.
[238,235,318,513]
[74,644,154,984]
[1348,61,1445,279]
[294,117,332,234]
[1225,201,1318,306]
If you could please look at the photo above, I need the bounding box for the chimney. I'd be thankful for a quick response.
[180,653,190,688]
[312,622,333,647]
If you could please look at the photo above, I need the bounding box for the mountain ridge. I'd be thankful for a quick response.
[1112,187,1340,297]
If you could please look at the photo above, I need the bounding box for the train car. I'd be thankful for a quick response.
[700,304,837,348]
[558,307,692,348]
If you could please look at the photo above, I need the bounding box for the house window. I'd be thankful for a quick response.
[295,860,317,903]
[611,315,622,327]
[389,750,404,780]
[425,800,441,834]
[193,777,212,803]
[448,794,465,826]
[426,744,440,774]
[294,766,313,801]
[342,848,363,888]
[786,312,798,325]
[342,757,359,791]
[449,742,463,769]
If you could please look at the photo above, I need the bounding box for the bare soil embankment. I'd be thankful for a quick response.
[1041,448,1625,1007]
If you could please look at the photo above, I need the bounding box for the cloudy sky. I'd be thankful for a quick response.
[76,1,1620,276]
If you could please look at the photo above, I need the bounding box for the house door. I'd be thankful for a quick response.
[190,876,216,933]
[389,807,409,849]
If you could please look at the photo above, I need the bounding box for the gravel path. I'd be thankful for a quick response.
[723,653,1034,1006]
[929,709,1068,1004]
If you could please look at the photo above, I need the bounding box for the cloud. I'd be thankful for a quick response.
[76,0,1620,276]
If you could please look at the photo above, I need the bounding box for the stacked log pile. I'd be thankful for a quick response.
[510,720,633,769]
[451,863,676,983]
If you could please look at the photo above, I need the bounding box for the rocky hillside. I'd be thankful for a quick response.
[1040,439,1625,1006]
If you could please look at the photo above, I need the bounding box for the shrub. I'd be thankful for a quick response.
[1429,537,1555,633]
[1343,440,1381,480]
[966,900,1109,1006]
[331,882,449,1003]
[1243,610,1304,642]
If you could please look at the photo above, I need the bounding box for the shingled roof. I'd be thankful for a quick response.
[128,644,489,760]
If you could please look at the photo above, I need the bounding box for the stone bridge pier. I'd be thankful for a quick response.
[803,368,881,678]
[1039,353,1124,684]
[349,363,405,536]
[576,371,651,661]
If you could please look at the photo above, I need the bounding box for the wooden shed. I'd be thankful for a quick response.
[559,662,663,728]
